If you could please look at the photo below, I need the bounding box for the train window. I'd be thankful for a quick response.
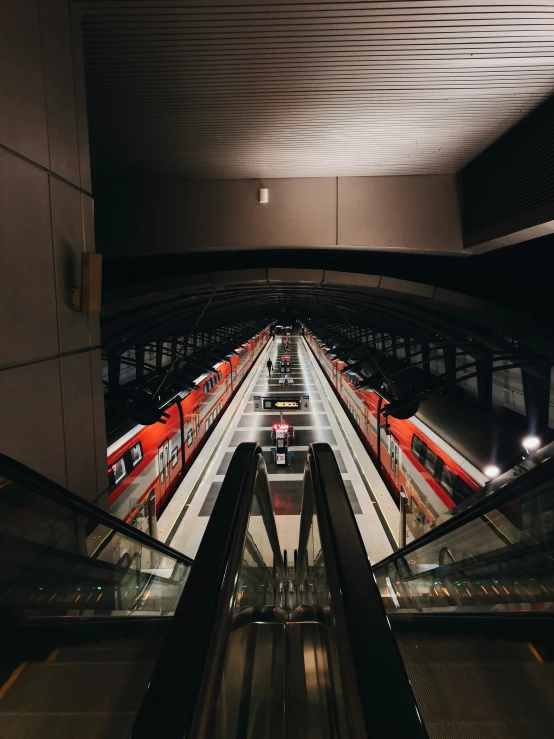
[203,383,208,395]
[411,435,426,464]
[187,429,193,446]
[440,466,455,496]
[171,447,178,468]
[424,448,438,477]
[453,477,474,504]
[113,457,127,485]
[130,442,143,467]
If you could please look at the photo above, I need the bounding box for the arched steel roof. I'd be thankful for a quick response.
[101,266,553,440]
[102,267,554,359]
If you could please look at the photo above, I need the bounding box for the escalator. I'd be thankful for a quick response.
[3,442,553,738]
[373,455,554,738]
[132,442,426,739]
[0,453,193,739]
[132,441,554,739]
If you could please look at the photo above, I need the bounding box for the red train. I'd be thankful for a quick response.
[107,328,270,530]
[304,331,526,532]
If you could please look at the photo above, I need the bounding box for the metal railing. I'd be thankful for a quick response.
[0,453,193,567]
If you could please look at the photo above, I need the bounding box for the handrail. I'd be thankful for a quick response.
[307,442,428,739]
[131,442,283,739]
[374,454,554,570]
[0,453,193,567]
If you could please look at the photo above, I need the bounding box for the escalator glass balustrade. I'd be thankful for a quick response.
[0,454,194,739]
[373,457,554,614]
[0,454,191,617]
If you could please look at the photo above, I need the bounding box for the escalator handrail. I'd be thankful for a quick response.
[0,452,193,566]
[307,442,428,739]
[374,454,554,570]
[131,442,283,739]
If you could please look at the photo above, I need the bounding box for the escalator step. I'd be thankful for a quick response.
[75,635,166,651]
[422,719,554,739]
[0,662,156,714]
[54,647,163,664]
[404,663,554,736]
[0,712,138,739]
[395,632,516,649]
[398,642,536,664]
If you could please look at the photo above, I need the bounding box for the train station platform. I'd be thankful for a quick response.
[158,334,397,563]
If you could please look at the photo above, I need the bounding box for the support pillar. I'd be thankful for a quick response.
[0,0,107,504]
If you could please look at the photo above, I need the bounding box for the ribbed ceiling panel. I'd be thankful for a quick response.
[78,1,554,179]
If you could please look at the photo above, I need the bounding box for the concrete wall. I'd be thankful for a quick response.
[95,174,463,257]
[0,0,107,504]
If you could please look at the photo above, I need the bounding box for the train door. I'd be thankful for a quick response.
[363,403,370,436]
[158,439,170,501]
[193,410,200,439]
[390,435,400,482]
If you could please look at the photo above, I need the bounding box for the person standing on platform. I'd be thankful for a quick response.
[267,358,273,377]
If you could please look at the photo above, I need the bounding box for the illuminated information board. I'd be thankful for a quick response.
[253,395,309,411]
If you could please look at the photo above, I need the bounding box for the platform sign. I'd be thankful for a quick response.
[257,396,305,411]
[302,395,310,410]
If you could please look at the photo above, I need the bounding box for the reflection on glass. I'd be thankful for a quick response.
[0,477,190,617]
[374,474,554,614]
[296,461,330,610]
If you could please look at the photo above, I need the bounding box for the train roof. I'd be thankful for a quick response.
[415,392,529,474]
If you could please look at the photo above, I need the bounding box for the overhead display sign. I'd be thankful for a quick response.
[255,395,310,411]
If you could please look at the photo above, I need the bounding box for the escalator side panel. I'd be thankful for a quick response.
[285,622,349,739]
[214,623,285,739]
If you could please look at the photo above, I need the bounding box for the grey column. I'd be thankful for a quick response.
[0,0,107,505]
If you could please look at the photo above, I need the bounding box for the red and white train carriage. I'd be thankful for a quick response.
[106,328,270,530]
[305,331,526,530]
